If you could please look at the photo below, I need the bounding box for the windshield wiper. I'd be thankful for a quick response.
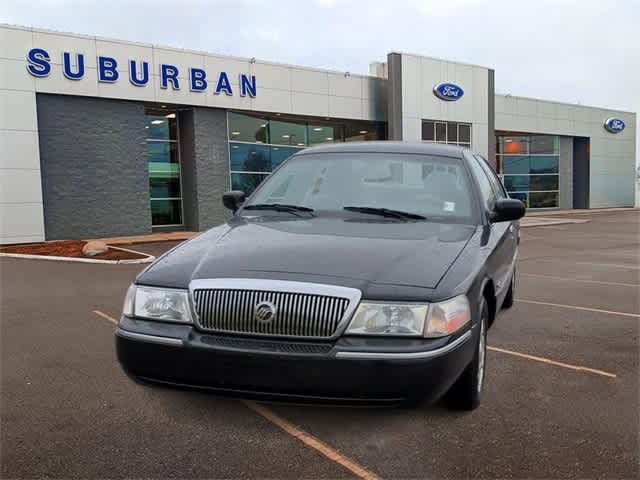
[243,203,315,216]
[343,206,426,220]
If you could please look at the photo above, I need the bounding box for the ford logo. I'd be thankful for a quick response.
[604,117,625,134]
[433,82,464,101]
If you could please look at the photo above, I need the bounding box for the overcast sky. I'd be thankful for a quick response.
[2,0,638,164]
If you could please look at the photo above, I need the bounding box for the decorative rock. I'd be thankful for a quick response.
[82,240,109,257]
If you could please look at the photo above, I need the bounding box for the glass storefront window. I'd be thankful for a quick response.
[146,108,183,227]
[422,121,435,141]
[422,120,471,147]
[458,124,471,144]
[530,155,559,174]
[496,134,560,208]
[145,113,177,140]
[230,143,273,172]
[150,199,183,226]
[309,124,342,145]
[270,120,307,146]
[227,111,386,195]
[228,112,269,143]
[231,172,270,193]
[271,146,302,169]
[530,135,559,154]
[529,192,559,208]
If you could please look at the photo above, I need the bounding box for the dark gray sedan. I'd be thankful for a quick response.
[116,142,525,410]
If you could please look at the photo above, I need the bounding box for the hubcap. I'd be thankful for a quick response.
[477,317,486,393]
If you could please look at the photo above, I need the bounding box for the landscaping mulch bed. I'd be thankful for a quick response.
[0,240,147,261]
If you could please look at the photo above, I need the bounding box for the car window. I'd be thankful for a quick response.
[246,152,477,223]
[466,153,496,211]
[474,155,507,199]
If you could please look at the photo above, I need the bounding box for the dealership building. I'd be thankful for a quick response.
[0,24,636,244]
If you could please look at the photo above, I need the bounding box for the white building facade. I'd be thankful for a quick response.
[0,24,636,244]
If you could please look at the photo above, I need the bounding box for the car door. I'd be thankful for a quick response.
[474,154,519,305]
[466,153,516,307]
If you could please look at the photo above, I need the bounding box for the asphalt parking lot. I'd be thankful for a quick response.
[1,210,638,479]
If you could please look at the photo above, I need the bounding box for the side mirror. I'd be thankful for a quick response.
[490,198,526,223]
[222,190,246,212]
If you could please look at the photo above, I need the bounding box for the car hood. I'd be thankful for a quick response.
[139,216,476,292]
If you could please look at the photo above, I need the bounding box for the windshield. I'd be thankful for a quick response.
[245,152,477,222]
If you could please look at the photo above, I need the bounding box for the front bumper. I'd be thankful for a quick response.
[115,317,476,404]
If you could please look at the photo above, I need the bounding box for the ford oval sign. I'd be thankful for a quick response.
[604,117,625,134]
[433,82,464,101]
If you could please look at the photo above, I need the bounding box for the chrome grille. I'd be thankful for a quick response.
[190,279,361,339]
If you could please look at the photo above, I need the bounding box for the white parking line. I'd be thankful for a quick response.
[516,299,640,318]
[520,272,639,288]
[488,346,617,378]
[576,261,640,271]
[244,401,382,480]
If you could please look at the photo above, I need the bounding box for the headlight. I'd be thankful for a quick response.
[424,295,471,337]
[122,284,193,323]
[345,294,470,337]
[346,303,429,336]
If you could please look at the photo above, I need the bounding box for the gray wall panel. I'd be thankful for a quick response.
[559,137,573,209]
[487,69,496,169]
[36,94,150,240]
[387,53,403,140]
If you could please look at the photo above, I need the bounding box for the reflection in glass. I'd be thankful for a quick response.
[271,146,302,169]
[529,175,559,191]
[151,199,182,225]
[502,156,529,175]
[530,135,559,155]
[499,136,529,155]
[145,113,177,140]
[503,175,529,192]
[529,192,558,208]
[270,120,307,146]
[145,109,183,227]
[231,172,269,195]
[228,112,269,143]
[230,143,272,172]
[530,155,559,174]
[308,124,342,145]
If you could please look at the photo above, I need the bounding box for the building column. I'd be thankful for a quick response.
[179,107,231,232]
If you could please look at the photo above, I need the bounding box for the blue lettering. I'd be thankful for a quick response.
[129,60,149,86]
[160,64,180,90]
[26,48,51,77]
[240,74,256,97]
[98,56,119,82]
[62,52,85,80]
[215,71,233,95]
[190,68,207,92]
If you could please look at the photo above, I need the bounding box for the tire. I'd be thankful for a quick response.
[445,298,488,411]
[501,268,515,310]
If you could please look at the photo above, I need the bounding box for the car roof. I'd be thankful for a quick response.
[296,141,468,157]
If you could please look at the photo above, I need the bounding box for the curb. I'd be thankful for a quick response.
[521,219,590,228]
[0,245,155,264]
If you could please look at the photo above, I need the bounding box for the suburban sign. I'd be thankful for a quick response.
[25,47,257,97]
[603,117,625,134]
[433,82,464,101]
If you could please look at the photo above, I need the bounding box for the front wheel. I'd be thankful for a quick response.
[445,299,488,411]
